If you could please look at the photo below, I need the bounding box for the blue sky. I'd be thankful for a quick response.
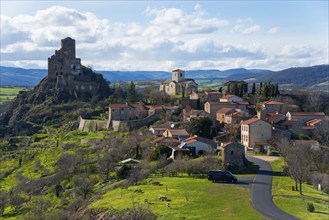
[1,1,328,71]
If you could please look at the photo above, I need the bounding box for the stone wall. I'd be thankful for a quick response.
[78,117,109,132]
[112,110,160,132]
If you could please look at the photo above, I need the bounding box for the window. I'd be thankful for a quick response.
[180,73,182,77]
[231,150,234,155]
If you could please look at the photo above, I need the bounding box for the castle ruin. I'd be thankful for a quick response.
[48,37,109,99]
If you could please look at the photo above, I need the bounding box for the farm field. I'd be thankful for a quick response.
[0,87,29,104]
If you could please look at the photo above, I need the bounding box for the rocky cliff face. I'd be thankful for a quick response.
[0,70,111,138]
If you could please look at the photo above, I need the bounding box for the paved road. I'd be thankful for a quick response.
[247,156,299,220]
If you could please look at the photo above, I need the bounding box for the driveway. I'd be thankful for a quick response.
[247,156,299,220]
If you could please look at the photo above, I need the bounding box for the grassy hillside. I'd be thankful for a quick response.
[271,158,329,219]
[91,176,263,219]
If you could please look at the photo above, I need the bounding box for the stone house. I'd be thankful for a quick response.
[286,111,326,123]
[150,136,180,148]
[205,91,223,101]
[183,109,211,122]
[220,95,243,103]
[278,120,302,134]
[159,69,198,96]
[178,135,217,157]
[108,103,149,122]
[216,108,241,124]
[221,142,246,170]
[261,101,287,113]
[264,113,286,125]
[204,101,248,120]
[240,118,272,151]
[163,128,189,141]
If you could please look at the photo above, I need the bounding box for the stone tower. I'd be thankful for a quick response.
[47,37,82,88]
[172,69,185,83]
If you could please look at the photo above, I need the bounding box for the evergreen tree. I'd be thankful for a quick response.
[233,84,239,96]
[127,81,138,103]
[275,83,280,96]
[258,82,263,96]
[252,83,256,95]
[239,85,244,97]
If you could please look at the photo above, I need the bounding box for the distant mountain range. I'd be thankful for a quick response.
[0,66,270,87]
[1,65,328,91]
[226,64,329,90]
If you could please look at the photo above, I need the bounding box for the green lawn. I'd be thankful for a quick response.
[91,176,264,219]
[271,158,329,219]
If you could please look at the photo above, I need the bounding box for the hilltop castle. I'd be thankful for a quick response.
[48,37,109,99]
[160,69,198,96]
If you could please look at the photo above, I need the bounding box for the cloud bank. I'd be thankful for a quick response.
[0,5,327,71]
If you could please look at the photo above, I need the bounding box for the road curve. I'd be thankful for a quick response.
[247,156,299,220]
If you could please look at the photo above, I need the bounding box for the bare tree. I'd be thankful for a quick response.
[73,174,94,199]
[285,145,312,195]
[98,152,115,181]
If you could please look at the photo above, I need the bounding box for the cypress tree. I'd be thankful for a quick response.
[252,83,256,95]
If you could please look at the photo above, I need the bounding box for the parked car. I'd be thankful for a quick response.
[208,170,237,183]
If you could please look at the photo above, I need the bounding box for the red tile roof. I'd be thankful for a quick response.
[221,94,236,99]
[109,103,133,109]
[240,117,260,125]
[306,118,322,125]
[167,129,189,136]
[217,108,234,114]
[279,120,298,126]
[267,114,284,124]
[262,100,285,105]
[289,112,325,116]
[184,135,216,147]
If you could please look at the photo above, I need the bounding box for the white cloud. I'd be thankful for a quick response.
[268,27,280,34]
[143,5,228,37]
[233,18,261,34]
[0,5,326,71]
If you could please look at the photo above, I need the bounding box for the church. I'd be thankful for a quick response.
[159,69,198,96]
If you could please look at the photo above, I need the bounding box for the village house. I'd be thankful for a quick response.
[163,128,189,141]
[264,113,286,125]
[174,135,217,158]
[216,108,244,124]
[204,101,248,120]
[221,142,246,170]
[286,111,326,123]
[240,118,272,152]
[149,121,178,135]
[108,103,149,122]
[183,108,211,122]
[159,69,198,96]
[150,136,180,148]
[261,100,287,113]
[278,120,302,134]
[205,91,223,101]
[220,95,243,103]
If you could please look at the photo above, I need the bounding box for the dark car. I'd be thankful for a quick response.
[208,170,237,183]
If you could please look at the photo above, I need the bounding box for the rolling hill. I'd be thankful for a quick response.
[0,66,268,87]
[226,65,329,90]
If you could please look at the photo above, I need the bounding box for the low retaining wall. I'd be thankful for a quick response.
[112,111,160,132]
[78,117,109,132]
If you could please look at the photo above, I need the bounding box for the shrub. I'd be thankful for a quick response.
[307,203,315,212]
